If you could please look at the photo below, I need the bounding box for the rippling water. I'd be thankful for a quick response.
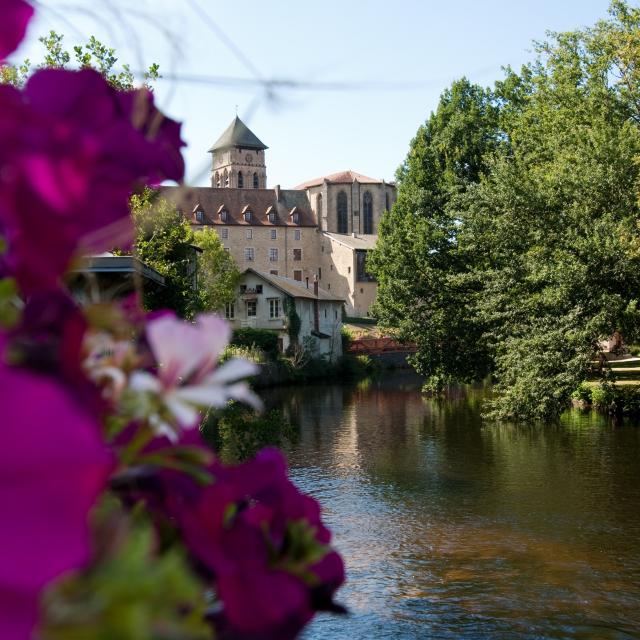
[268,372,640,639]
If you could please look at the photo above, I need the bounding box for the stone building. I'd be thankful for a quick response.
[162,116,396,318]
[228,269,343,362]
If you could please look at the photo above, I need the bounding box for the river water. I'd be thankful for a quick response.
[269,372,640,640]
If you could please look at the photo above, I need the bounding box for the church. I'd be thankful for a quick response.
[162,116,396,318]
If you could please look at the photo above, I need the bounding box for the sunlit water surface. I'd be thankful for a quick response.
[268,373,640,639]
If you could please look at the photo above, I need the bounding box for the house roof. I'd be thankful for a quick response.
[161,186,316,227]
[242,268,344,302]
[73,255,165,286]
[323,232,378,250]
[208,116,268,152]
[294,170,382,190]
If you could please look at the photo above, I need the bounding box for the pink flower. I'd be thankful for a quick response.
[129,313,261,440]
[0,360,113,639]
[0,69,185,293]
[0,0,33,60]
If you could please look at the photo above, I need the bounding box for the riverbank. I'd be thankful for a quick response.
[573,355,640,415]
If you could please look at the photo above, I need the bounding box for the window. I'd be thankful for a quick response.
[270,228,277,239]
[356,250,375,282]
[269,248,278,262]
[220,209,228,222]
[244,247,254,261]
[268,212,277,224]
[292,212,300,224]
[293,270,302,282]
[337,191,348,233]
[246,300,257,317]
[294,229,301,241]
[385,192,390,211]
[363,191,373,234]
[334,309,338,320]
[348,266,351,274]
[244,210,252,223]
[327,283,331,289]
[224,169,229,187]
[324,309,327,318]
[269,298,281,319]
[246,229,252,240]
[215,172,220,188]
[318,267,322,279]
[253,172,259,188]
[316,193,323,218]
[270,270,278,276]
[221,228,228,239]
[225,302,235,319]
[239,285,246,293]
[256,284,263,294]
[293,248,302,261]
[224,247,230,252]
[238,171,244,188]
[195,210,204,223]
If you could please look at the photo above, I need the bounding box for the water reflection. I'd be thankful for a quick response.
[271,373,640,639]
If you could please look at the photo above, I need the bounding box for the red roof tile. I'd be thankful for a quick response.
[294,170,381,190]
[160,186,317,227]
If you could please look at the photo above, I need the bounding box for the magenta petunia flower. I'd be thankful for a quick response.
[0,360,113,639]
[0,0,33,60]
[0,69,185,293]
[159,447,345,638]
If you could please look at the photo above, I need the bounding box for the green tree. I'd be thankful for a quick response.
[370,1,640,420]
[368,77,500,392]
[130,190,199,318]
[193,227,240,312]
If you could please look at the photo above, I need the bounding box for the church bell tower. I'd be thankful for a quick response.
[208,116,268,189]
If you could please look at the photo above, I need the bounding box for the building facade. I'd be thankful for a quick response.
[163,117,396,317]
[228,269,343,362]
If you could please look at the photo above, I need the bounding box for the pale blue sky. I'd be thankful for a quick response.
[14,0,614,187]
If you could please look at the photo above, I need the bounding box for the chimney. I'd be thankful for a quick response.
[275,184,280,201]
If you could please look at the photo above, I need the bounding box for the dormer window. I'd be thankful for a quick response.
[193,204,205,223]
[242,205,252,223]
[290,206,300,225]
[269,212,277,223]
[218,206,228,223]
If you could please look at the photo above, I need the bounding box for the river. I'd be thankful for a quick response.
[267,372,640,639]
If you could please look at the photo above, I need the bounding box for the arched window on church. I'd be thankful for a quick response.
[238,171,243,188]
[337,191,348,234]
[363,191,373,234]
[224,169,229,187]
[253,172,259,189]
[316,193,323,220]
[215,172,220,188]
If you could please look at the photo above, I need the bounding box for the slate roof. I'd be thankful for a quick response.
[161,186,317,227]
[294,170,381,189]
[208,116,268,152]
[243,268,344,302]
[322,232,378,250]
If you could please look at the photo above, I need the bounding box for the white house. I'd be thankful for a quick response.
[226,268,344,361]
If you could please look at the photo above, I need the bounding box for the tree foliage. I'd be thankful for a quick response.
[130,190,198,318]
[370,1,640,420]
[1,30,159,88]
[193,227,239,312]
